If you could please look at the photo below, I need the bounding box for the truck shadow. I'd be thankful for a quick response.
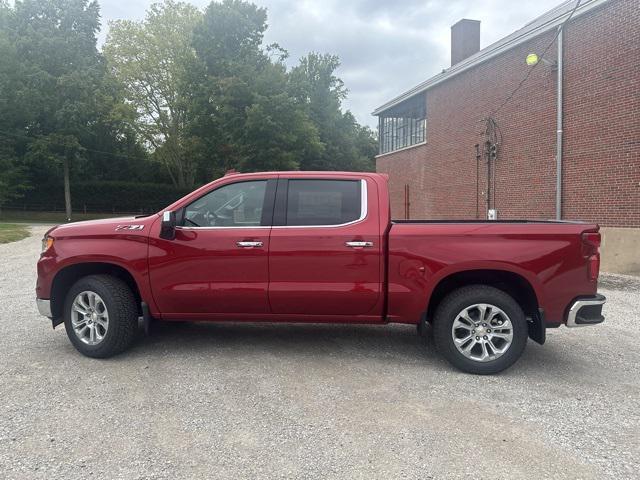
[140,321,433,362]
[120,320,566,376]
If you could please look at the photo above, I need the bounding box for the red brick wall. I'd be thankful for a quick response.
[376,0,640,227]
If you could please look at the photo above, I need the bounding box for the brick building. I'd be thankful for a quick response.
[374,0,639,274]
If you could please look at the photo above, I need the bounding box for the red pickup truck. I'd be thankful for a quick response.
[36,171,605,374]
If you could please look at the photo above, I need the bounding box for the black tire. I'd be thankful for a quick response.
[432,285,528,374]
[63,274,138,358]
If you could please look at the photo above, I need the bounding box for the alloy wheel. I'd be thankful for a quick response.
[71,291,109,345]
[451,303,513,362]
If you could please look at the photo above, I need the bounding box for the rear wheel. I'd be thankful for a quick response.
[63,275,138,358]
[432,285,528,374]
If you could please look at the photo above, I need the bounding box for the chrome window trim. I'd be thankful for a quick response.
[177,225,271,230]
[176,179,368,230]
[273,179,367,229]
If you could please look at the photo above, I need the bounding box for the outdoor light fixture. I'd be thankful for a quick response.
[526,53,539,66]
[525,52,556,68]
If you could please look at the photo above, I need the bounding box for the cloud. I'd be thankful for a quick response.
[97,0,564,128]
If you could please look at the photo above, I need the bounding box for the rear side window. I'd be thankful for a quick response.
[285,180,362,226]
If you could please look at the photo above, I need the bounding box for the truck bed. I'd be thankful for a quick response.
[386,220,600,326]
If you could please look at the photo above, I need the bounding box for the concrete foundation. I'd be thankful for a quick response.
[600,227,640,275]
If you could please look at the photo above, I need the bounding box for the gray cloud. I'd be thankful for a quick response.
[97,0,562,128]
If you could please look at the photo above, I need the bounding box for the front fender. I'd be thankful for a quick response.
[37,235,158,320]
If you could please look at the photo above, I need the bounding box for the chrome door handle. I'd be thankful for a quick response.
[345,241,373,248]
[237,241,263,248]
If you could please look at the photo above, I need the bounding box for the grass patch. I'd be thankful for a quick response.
[0,223,31,244]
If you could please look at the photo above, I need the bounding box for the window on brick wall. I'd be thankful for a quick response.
[378,93,426,155]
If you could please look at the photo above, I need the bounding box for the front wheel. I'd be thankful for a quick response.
[63,274,138,358]
[432,285,528,374]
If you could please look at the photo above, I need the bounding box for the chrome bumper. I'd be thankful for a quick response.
[566,294,606,327]
[36,298,52,318]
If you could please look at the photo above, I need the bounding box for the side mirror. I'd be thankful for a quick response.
[160,210,176,240]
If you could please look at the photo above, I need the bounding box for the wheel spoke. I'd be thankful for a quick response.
[490,332,512,340]
[491,317,512,330]
[77,295,90,311]
[453,317,474,332]
[485,340,498,357]
[480,341,490,360]
[96,300,106,314]
[484,305,494,322]
[477,304,487,322]
[454,334,473,346]
[72,316,87,327]
[488,338,508,353]
[460,311,475,324]
[73,304,89,315]
[461,338,477,357]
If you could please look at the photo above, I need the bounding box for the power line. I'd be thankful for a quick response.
[492,0,581,116]
[0,128,145,162]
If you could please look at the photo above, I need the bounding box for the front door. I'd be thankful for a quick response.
[148,178,275,316]
[268,177,382,316]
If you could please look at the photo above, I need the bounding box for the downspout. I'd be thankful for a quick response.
[556,25,564,220]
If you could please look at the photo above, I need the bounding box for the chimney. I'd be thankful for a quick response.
[451,19,480,66]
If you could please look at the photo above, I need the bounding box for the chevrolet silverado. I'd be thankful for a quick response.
[36,171,606,374]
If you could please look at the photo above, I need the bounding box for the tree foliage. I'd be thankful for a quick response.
[0,0,150,209]
[0,0,377,211]
[190,0,322,176]
[104,1,202,187]
[290,53,376,172]
[0,2,29,204]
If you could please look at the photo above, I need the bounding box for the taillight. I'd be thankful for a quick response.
[582,232,601,281]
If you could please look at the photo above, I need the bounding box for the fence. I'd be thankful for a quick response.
[1,182,193,216]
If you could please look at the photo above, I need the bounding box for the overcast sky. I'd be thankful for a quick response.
[97,0,563,128]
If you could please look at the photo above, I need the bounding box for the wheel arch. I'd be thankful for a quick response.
[50,262,142,327]
[424,269,545,344]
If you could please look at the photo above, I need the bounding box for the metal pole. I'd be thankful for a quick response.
[63,156,72,222]
[556,26,563,220]
[475,144,481,219]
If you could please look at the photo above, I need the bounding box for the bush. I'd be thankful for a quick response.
[5,182,194,213]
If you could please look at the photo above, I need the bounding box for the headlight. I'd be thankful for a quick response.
[41,236,54,253]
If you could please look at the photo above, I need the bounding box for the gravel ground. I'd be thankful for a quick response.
[1,225,638,479]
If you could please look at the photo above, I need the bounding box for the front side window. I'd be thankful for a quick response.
[183,180,267,227]
[285,180,362,226]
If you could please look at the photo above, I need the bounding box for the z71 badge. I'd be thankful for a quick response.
[115,225,145,231]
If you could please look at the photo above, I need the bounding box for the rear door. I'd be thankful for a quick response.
[268,176,382,316]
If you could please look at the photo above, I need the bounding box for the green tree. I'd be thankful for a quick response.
[193,0,270,77]
[1,0,142,218]
[191,0,321,176]
[104,0,203,188]
[0,1,30,205]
